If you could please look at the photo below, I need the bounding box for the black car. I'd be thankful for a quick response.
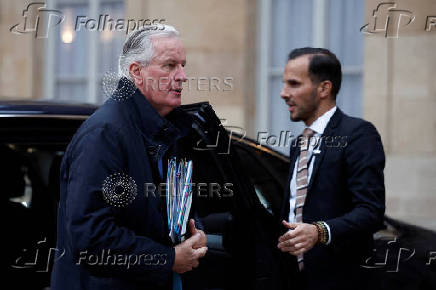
[1,100,435,290]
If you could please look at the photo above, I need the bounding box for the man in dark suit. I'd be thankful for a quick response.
[277,47,385,290]
[50,25,207,290]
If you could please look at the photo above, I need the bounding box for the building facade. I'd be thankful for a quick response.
[1,0,435,229]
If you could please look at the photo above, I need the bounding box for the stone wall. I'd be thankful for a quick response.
[364,0,436,229]
[126,0,256,130]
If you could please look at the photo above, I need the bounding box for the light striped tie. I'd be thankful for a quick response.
[295,128,314,271]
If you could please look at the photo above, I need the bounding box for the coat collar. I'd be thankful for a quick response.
[114,78,192,156]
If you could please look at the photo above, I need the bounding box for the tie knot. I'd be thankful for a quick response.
[302,128,314,137]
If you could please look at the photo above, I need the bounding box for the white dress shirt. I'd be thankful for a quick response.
[288,106,337,244]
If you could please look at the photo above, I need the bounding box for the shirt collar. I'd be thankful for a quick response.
[307,106,337,135]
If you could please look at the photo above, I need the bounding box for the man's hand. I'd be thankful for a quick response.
[188,219,207,249]
[172,220,208,274]
[277,220,318,256]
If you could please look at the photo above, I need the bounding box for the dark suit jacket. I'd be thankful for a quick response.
[50,78,193,290]
[280,108,386,290]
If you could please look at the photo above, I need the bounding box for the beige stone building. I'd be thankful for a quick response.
[364,0,436,229]
[1,0,435,229]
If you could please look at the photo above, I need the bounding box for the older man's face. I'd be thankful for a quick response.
[139,36,187,116]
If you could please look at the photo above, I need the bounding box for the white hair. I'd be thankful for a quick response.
[118,24,180,80]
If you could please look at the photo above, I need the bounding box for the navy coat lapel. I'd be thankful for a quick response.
[306,108,343,196]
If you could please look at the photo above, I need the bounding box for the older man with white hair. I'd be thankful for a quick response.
[50,25,207,290]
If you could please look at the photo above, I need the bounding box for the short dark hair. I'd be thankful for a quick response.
[288,47,342,98]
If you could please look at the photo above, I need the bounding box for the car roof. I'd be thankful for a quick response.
[0,100,290,161]
[0,100,98,117]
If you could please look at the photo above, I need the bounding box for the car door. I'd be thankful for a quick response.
[1,116,85,289]
[181,102,290,290]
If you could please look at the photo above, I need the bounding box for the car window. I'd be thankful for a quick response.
[231,142,289,217]
[1,144,63,289]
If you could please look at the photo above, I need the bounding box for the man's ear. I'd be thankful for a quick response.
[318,80,333,99]
[129,62,143,85]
